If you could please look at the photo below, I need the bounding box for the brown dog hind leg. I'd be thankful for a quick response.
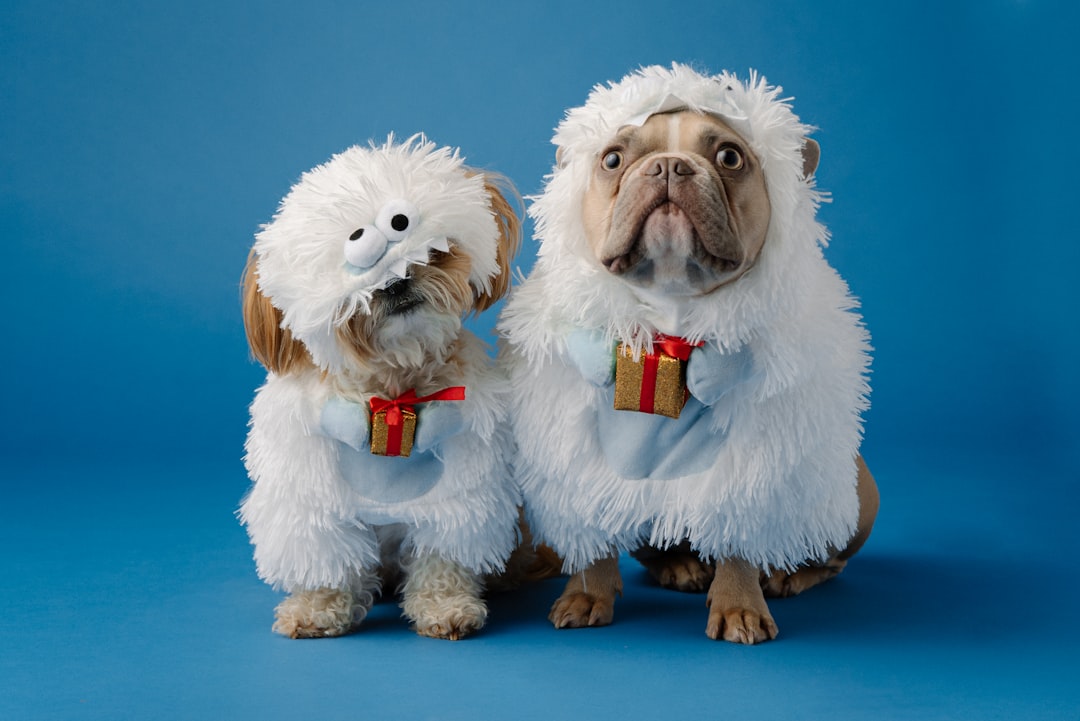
[632,541,715,592]
[760,454,880,597]
[549,555,623,628]
[706,557,779,644]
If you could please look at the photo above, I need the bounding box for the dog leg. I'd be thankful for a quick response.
[400,552,488,640]
[549,555,623,628]
[632,541,715,592]
[760,454,880,598]
[705,557,778,644]
[272,577,377,639]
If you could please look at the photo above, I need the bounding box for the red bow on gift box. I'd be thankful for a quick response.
[614,334,703,418]
[652,334,703,361]
[637,335,702,414]
[369,387,466,457]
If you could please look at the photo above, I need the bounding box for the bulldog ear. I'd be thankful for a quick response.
[801,138,820,179]
[473,173,522,312]
[241,250,310,374]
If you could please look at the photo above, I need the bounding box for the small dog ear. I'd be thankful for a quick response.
[801,138,820,179]
[241,250,310,374]
[473,173,523,312]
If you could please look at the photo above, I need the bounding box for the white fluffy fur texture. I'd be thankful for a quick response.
[499,64,872,572]
[241,137,520,596]
[254,135,503,376]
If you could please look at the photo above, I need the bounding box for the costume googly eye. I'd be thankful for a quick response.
[343,224,388,270]
[375,199,418,243]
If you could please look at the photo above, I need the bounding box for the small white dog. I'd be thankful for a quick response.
[241,136,522,640]
[499,64,877,643]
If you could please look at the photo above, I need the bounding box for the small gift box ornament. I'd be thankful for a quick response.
[369,387,466,457]
[613,335,703,419]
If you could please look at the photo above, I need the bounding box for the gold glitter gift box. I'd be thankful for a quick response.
[613,336,702,419]
[368,387,466,457]
[370,407,418,457]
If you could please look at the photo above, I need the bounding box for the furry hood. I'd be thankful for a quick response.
[499,64,872,571]
[504,64,835,361]
[253,135,503,373]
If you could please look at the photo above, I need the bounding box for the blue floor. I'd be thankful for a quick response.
[2,446,1076,721]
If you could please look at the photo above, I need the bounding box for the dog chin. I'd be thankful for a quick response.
[370,309,463,368]
[611,256,747,299]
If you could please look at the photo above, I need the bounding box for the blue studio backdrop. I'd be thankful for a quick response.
[2,2,1078,720]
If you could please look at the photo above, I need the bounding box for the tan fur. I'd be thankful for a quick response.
[582,112,771,295]
[706,558,778,643]
[632,540,713,592]
[241,251,312,375]
[472,173,522,312]
[334,248,475,371]
[557,110,879,644]
[548,555,623,629]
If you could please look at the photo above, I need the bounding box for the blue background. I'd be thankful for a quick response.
[3,2,1078,719]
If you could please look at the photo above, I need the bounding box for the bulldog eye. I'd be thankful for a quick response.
[601,151,623,171]
[376,198,419,243]
[716,146,744,171]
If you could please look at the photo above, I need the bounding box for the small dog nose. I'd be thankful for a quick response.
[642,156,696,181]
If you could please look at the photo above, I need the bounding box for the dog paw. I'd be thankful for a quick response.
[760,558,847,598]
[400,554,488,640]
[705,606,778,644]
[642,553,715,592]
[549,591,615,628]
[272,588,362,639]
[412,601,488,641]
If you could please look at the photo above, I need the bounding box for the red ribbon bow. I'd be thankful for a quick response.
[638,335,702,415]
[369,386,466,456]
[652,334,704,361]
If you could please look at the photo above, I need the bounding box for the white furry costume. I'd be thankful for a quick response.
[241,139,520,595]
[499,65,871,572]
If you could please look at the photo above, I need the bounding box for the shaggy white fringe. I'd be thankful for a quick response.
[499,64,871,572]
[241,334,521,592]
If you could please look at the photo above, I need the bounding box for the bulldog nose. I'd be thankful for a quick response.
[641,155,696,181]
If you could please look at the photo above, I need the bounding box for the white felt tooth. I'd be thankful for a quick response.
[389,259,409,278]
[431,236,450,253]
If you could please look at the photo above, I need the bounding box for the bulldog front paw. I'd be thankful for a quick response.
[549,591,615,628]
[706,557,777,644]
[705,604,778,644]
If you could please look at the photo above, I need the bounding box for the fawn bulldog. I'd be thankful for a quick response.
[499,64,877,643]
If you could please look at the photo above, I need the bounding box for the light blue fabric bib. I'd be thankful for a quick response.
[336,446,443,503]
[563,330,749,481]
[596,390,726,480]
[318,396,463,503]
